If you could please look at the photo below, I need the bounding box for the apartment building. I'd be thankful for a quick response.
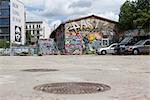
[0,0,25,47]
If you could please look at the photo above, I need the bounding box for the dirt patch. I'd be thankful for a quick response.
[22,69,59,72]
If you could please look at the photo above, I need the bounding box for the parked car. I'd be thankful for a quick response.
[127,39,150,55]
[96,43,118,55]
[114,36,149,54]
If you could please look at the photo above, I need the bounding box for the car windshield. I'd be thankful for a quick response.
[134,40,145,45]
[110,44,117,47]
[120,37,132,44]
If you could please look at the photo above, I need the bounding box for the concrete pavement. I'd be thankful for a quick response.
[0,55,150,100]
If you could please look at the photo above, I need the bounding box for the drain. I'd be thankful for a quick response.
[34,82,111,94]
[22,69,58,72]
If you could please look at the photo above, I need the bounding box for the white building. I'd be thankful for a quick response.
[26,21,51,40]
[0,0,25,47]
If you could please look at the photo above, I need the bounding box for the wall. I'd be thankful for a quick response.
[64,17,117,54]
[54,24,65,53]
[10,0,25,45]
[42,21,51,39]
[38,39,59,55]
[26,21,51,40]
[0,47,35,56]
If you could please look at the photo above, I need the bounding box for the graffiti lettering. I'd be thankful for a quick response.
[64,18,116,54]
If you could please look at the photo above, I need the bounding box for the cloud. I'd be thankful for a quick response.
[99,12,119,21]
[50,20,61,27]
[69,0,92,8]
[20,0,131,26]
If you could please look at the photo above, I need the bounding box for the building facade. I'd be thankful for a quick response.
[0,0,25,47]
[50,15,118,54]
[26,21,51,45]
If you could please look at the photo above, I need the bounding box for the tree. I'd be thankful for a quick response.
[0,39,10,48]
[26,31,31,45]
[133,0,150,32]
[118,0,136,31]
[119,0,150,33]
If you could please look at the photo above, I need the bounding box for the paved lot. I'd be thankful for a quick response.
[0,55,150,100]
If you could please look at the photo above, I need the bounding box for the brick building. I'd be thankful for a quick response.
[50,15,118,54]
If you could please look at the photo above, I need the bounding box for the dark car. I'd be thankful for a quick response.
[114,36,149,54]
[127,39,150,55]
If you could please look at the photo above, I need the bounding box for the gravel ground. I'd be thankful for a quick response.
[0,55,150,100]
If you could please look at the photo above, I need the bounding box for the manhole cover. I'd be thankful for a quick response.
[34,82,111,94]
[22,69,58,72]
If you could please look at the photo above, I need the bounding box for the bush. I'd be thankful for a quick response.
[0,39,10,48]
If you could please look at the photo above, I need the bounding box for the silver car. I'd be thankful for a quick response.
[128,39,150,55]
[97,43,118,55]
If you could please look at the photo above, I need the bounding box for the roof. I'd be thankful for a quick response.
[50,24,64,38]
[26,21,43,24]
[50,15,118,38]
[63,15,118,24]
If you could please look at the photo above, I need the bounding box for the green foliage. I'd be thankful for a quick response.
[26,31,31,45]
[0,39,10,48]
[119,0,150,33]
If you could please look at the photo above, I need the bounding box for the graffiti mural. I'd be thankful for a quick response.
[38,39,59,55]
[65,35,83,55]
[65,18,116,54]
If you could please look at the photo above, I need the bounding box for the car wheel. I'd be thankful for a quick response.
[101,50,107,55]
[133,49,139,55]
[97,52,100,55]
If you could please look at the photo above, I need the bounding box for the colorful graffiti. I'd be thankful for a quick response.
[65,18,115,34]
[65,35,83,55]
[38,39,59,55]
[65,18,116,54]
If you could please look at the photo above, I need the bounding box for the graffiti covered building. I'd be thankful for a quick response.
[50,15,118,54]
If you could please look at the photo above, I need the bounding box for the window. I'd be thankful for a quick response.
[0,18,10,25]
[0,1,10,9]
[37,30,39,34]
[0,9,10,16]
[111,45,117,48]
[102,38,109,47]
[33,30,35,35]
[144,41,150,45]
[33,25,35,29]
[0,27,10,34]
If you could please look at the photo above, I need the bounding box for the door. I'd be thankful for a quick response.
[109,44,117,54]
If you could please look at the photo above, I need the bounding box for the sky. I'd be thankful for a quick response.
[20,0,131,27]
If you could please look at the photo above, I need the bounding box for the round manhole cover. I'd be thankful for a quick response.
[34,82,111,94]
[22,69,58,72]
